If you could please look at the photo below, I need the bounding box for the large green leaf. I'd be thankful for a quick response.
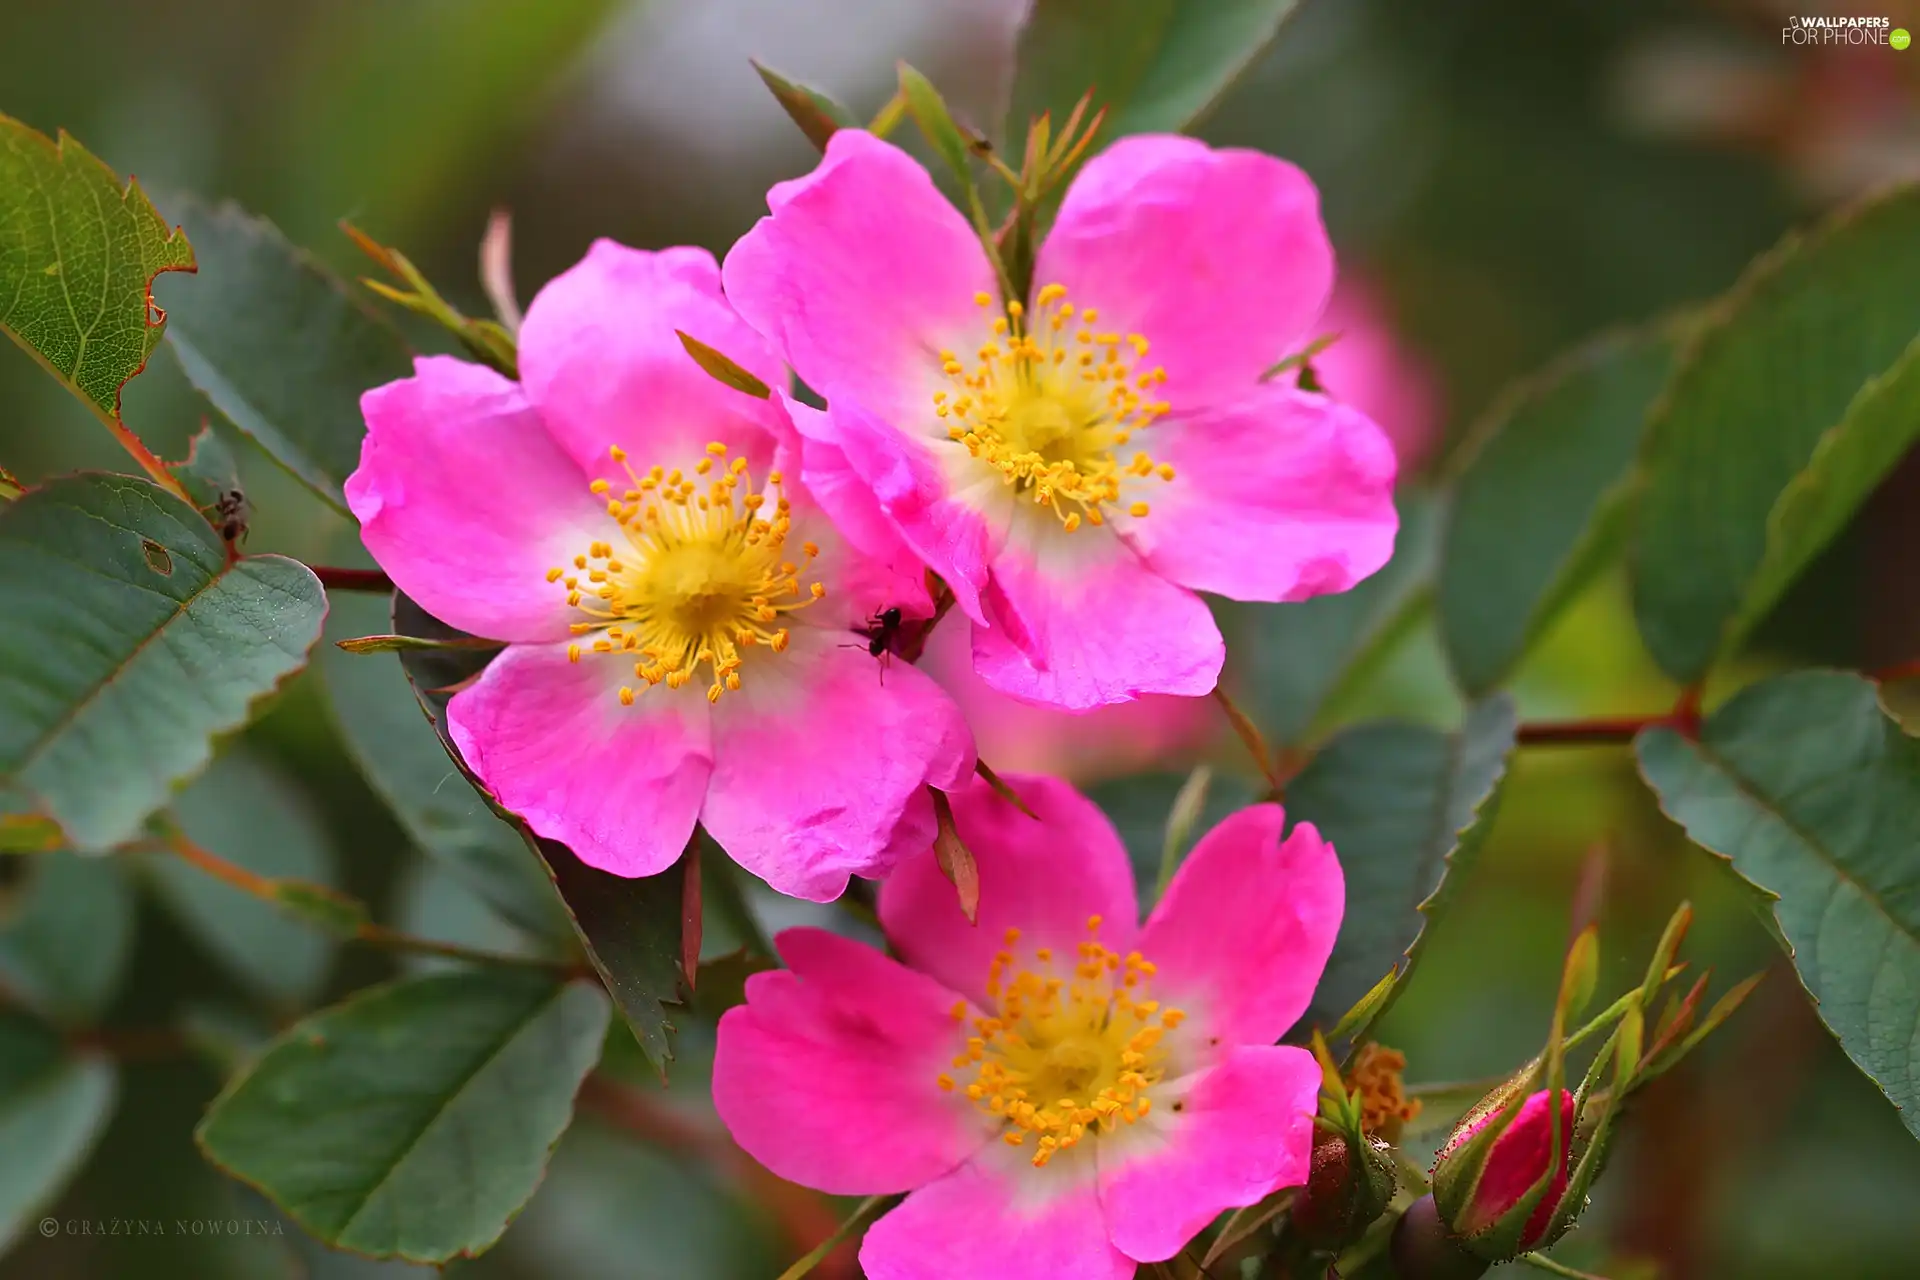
[1636,671,1920,1139]
[1440,324,1680,694]
[1008,1,1300,152]
[146,747,341,1008]
[0,115,194,422]
[1282,697,1518,1038]
[0,852,135,1023]
[1087,770,1259,902]
[1632,183,1920,682]
[0,475,326,851]
[320,593,568,943]
[198,969,609,1262]
[391,594,691,1072]
[0,1013,117,1254]
[1228,489,1440,745]
[1725,338,1920,655]
[159,200,413,514]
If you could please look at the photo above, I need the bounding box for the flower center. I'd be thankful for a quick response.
[546,440,825,705]
[938,916,1187,1168]
[933,285,1174,533]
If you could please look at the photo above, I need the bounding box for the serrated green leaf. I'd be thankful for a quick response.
[198,969,609,1262]
[752,60,855,152]
[1632,183,1920,682]
[0,115,195,422]
[1007,1,1300,159]
[0,852,135,1023]
[319,593,569,944]
[390,594,690,1072]
[174,421,246,521]
[1440,324,1681,694]
[0,474,327,851]
[1725,336,1920,657]
[1227,488,1441,745]
[0,1012,117,1254]
[1636,670,1920,1139]
[145,748,342,1007]
[1284,697,1518,1039]
[158,199,413,513]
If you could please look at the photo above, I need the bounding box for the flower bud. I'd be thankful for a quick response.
[1289,1130,1398,1251]
[1430,1088,1576,1259]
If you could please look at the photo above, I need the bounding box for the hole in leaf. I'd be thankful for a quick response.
[141,539,173,576]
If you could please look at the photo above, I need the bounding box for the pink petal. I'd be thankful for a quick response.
[972,526,1223,710]
[919,622,1216,783]
[1314,279,1444,476]
[702,630,974,902]
[860,1152,1131,1280]
[723,130,995,425]
[447,641,711,877]
[348,357,611,643]
[518,239,789,478]
[878,774,1138,1004]
[712,927,994,1195]
[1118,385,1399,602]
[1137,806,1343,1048]
[1097,1046,1322,1263]
[1037,135,1334,408]
[792,393,1008,624]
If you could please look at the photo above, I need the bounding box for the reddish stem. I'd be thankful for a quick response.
[307,565,394,593]
[1875,656,1920,684]
[1515,715,1672,747]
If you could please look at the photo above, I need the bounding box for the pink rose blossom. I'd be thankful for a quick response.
[918,620,1215,783]
[345,240,974,902]
[722,130,1400,711]
[712,773,1343,1278]
[1312,279,1445,477]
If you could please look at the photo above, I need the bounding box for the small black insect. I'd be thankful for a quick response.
[213,488,250,544]
[845,606,905,682]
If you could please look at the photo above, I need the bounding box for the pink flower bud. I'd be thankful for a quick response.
[1440,1089,1576,1249]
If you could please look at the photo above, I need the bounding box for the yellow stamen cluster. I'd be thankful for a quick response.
[1346,1042,1421,1141]
[939,916,1186,1168]
[934,285,1173,532]
[546,441,825,705]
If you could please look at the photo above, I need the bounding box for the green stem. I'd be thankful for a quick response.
[775,1194,891,1280]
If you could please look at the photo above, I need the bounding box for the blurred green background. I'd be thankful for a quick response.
[3,0,1919,1276]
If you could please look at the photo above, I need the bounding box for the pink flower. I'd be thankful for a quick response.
[712,774,1343,1278]
[722,131,1400,711]
[1440,1089,1575,1249]
[917,621,1215,783]
[1311,279,1445,477]
[345,241,974,901]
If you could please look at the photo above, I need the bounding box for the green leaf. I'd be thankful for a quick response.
[752,60,856,152]
[159,199,414,513]
[197,969,610,1262]
[1007,1,1301,154]
[675,330,772,401]
[1726,337,1920,656]
[0,474,327,851]
[1227,489,1441,745]
[174,421,247,524]
[390,594,691,1072]
[899,63,976,188]
[0,114,195,423]
[0,1013,117,1254]
[319,593,567,943]
[146,748,341,1007]
[1635,670,1920,1139]
[1440,324,1681,694]
[1632,183,1920,682]
[1283,697,1518,1039]
[1086,770,1258,902]
[0,852,135,1023]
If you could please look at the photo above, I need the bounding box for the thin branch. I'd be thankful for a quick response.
[1515,715,1670,747]
[1212,687,1284,791]
[164,829,581,975]
[1517,1252,1614,1280]
[306,564,395,593]
[777,1194,891,1280]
